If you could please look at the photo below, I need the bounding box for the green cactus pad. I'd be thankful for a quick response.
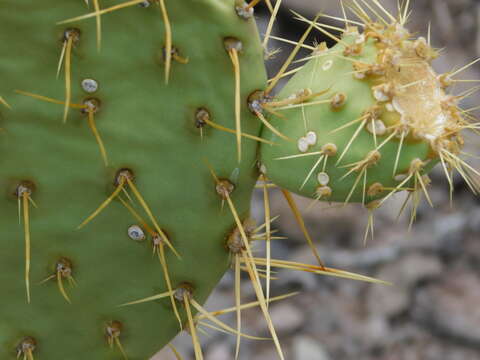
[0,0,266,358]
[260,24,462,204]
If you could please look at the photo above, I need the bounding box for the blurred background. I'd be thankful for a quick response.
[156,1,480,359]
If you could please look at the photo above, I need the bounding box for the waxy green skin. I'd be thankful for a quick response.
[260,37,433,203]
[0,1,266,358]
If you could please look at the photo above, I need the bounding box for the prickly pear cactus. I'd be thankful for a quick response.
[0,1,266,358]
[1,0,477,359]
[261,18,466,209]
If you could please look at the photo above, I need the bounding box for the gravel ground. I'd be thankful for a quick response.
[154,1,480,359]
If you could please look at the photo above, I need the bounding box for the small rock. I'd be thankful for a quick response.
[413,268,480,346]
[363,316,390,346]
[368,254,442,317]
[292,336,330,360]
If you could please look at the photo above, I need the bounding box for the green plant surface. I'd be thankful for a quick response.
[0,1,266,358]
